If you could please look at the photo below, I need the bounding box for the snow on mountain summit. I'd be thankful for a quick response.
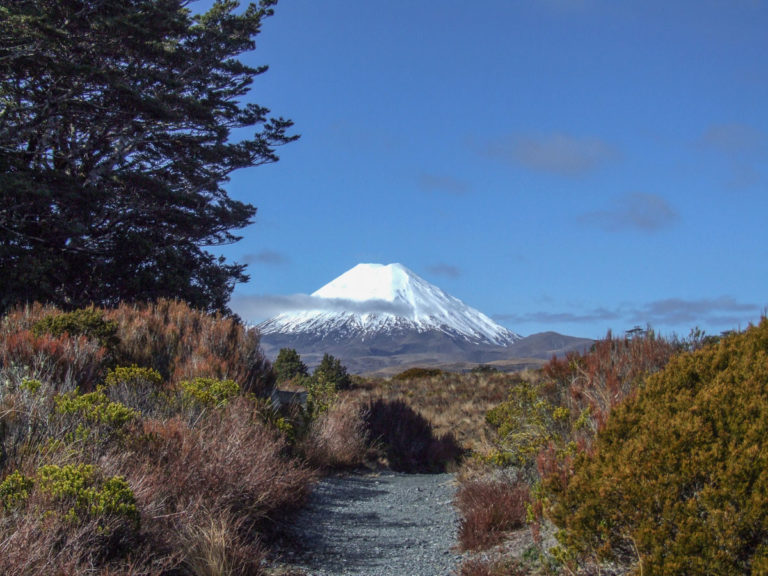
[259,263,520,347]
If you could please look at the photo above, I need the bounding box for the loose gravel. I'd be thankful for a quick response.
[282,472,464,576]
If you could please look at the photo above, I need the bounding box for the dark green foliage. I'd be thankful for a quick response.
[547,318,768,575]
[0,0,296,314]
[273,348,309,384]
[314,353,351,390]
[393,367,444,380]
[32,307,119,351]
[470,365,500,374]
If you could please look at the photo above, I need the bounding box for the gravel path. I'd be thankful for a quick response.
[283,472,464,576]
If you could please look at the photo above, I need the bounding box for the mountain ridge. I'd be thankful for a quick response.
[257,263,591,373]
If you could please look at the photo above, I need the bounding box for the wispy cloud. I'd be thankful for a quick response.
[495,296,761,333]
[494,308,619,325]
[580,193,679,232]
[699,123,763,156]
[483,132,617,177]
[417,173,470,195]
[242,251,289,266]
[698,123,765,188]
[426,263,462,278]
[629,297,759,328]
[230,294,411,323]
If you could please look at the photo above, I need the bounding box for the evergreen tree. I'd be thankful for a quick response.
[273,348,308,384]
[0,0,296,313]
[313,353,351,390]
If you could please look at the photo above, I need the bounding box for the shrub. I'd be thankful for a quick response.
[0,470,34,511]
[127,398,315,536]
[55,389,139,433]
[393,366,444,380]
[106,299,273,396]
[0,464,141,574]
[455,478,530,551]
[273,347,308,384]
[303,373,339,421]
[485,379,572,470]
[313,353,351,390]
[32,307,120,352]
[0,329,107,391]
[179,377,240,408]
[541,329,678,446]
[104,365,165,415]
[547,319,768,575]
[35,464,139,527]
[303,399,370,469]
[364,398,463,472]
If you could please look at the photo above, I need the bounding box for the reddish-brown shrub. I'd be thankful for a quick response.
[122,397,316,539]
[455,478,530,551]
[106,299,273,395]
[459,557,529,576]
[542,331,677,444]
[0,329,107,391]
[303,398,370,469]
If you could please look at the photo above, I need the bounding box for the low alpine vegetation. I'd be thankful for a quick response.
[0,302,314,576]
[452,325,761,575]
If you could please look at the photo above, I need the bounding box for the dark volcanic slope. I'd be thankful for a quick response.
[259,329,593,373]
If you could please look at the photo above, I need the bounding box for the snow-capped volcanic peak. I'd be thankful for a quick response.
[314,263,418,303]
[260,263,520,347]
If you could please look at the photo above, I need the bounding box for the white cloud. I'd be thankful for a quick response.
[230,293,411,323]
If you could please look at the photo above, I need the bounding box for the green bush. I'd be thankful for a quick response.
[32,307,119,351]
[547,318,768,575]
[179,377,240,408]
[105,365,163,389]
[313,353,351,390]
[393,367,444,380]
[273,348,308,384]
[0,470,34,512]
[1,464,138,529]
[104,365,165,415]
[54,388,141,442]
[36,464,139,527]
[485,379,572,469]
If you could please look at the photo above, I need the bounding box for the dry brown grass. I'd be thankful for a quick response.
[347,370,528,451]
[180,510,265,576]
[302,398,370,470]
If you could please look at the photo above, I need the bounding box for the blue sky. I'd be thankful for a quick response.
[207,0,767,339]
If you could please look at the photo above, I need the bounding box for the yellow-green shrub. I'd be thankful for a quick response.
[0,470,34,511]
[55,389,139,430]
[485,379,572,469]
[547,318,768,575]
[36,464,138,526]
[179,377,240,408]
